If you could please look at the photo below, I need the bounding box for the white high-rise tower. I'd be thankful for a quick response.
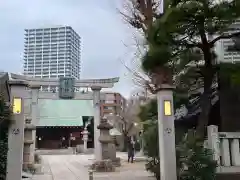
[23,26,81,79]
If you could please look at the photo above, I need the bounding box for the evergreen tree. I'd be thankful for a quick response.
[141,0,240,138]
[138,100,217,180]
[0,128,8,180]
[0,96,12,180]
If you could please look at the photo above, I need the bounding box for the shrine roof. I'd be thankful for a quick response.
[37,99,94,127]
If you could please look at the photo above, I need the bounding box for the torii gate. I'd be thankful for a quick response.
[7,73,119,180]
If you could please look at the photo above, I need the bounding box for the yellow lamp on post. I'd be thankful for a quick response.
[164,100,172,116]
[13,98,22,114]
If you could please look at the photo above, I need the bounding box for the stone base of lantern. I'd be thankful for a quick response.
[112,157,121,167]
[91,159,115,172]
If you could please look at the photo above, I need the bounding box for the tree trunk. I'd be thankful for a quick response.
[196,46,214,139]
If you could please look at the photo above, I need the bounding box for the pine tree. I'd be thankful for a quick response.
[141,0,240,138]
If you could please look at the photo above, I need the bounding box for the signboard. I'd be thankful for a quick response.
[59,77,75,99]
[13,98,22,114]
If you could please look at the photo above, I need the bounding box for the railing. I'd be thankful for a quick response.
[207,125,240,173]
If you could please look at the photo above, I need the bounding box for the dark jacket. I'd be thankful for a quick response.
[127,142,135,156]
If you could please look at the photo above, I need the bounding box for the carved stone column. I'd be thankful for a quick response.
[91,86,102,161]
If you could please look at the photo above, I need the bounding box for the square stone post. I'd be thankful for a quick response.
[29,85,40,164]
[207,125,220,165]
[91,86,102,161]
[157,85,177,180]
[7,80,28,180]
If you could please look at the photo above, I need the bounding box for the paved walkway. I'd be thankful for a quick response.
[31,153,154,180]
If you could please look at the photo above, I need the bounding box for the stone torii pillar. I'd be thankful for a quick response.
[29,85,40,164]
[91,86,102,161]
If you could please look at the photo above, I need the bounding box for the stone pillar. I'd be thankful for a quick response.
[157,85,177,180]
[91,86,102,161]
[7,80,28,180]
[23,118,35,171]
[29,85,40,164]
[82,127,89,153]
[207,125,220,165]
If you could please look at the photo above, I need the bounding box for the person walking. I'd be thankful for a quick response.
[127,137,135,163]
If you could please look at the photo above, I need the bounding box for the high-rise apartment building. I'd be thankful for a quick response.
[23,26,81,79]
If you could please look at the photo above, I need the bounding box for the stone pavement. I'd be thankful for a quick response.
[31,153,154,180]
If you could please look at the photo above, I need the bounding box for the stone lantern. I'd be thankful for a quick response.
[98,116,113,159]
[91,116,115,172]
[82,127,89,153]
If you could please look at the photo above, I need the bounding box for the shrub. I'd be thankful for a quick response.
[143,129,217,180]
[177,130,217,180]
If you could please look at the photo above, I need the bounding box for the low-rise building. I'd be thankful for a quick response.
[100,92,126,117]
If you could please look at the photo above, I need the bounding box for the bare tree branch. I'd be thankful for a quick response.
[210,31,240,46]
[119,0,159,35]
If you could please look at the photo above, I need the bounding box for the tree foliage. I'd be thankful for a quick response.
[118,98,142,151]
[138,99,217,180]
[0,96,12,180]
[142,120,217,180]
[140,0,240,138]
[176,131,217,180]
[219,62,240,87]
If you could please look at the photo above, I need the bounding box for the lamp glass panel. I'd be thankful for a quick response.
[164,100,172,116]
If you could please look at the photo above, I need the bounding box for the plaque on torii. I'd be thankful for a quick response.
[59,77,75,99]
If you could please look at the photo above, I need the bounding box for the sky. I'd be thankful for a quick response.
[0,0,142,98]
